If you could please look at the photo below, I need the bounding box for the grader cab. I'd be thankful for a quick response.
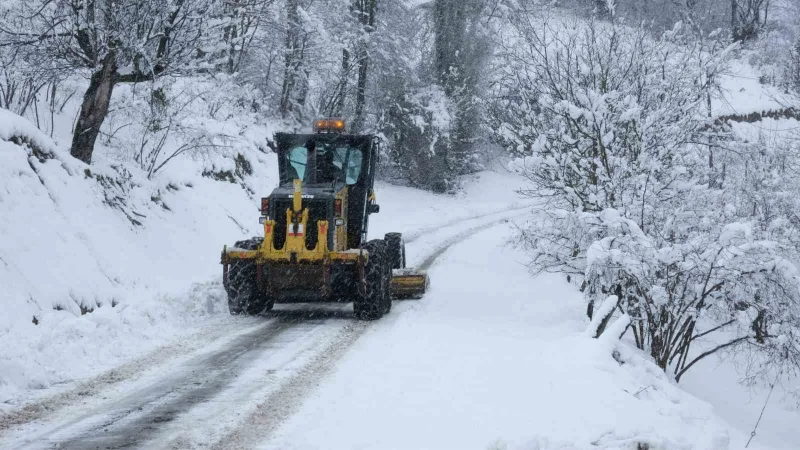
[221,119,428,320]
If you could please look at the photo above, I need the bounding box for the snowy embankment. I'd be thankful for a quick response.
[0,107,531,408]
[0,107,276,407]
[677,52,800,450]
[260,225,767,450]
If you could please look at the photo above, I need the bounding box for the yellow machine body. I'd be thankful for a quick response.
[223,180,361,264]
[221,178,428,301]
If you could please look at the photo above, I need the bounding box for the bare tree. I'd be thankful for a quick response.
[219,0,274,74]
[350,0,377,131]
[0,47,49,117]
[732,0,771,42]
[279,0,309,121]
[0,0,217,164]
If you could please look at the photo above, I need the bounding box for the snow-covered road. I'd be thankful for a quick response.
[0,208,532,450]
[257,225,758,450]
[1,162,796,449]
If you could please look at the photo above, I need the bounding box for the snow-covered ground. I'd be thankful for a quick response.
[0,109,274,407]
[258,224,778,450]
[713,56,790,117]
[0,106,533,409]
[3,36,800,447]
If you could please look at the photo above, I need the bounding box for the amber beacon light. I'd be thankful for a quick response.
[313,118,346,133]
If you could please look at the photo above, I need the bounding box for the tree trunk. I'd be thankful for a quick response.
[334,49,349,116]
[280,0,302,119]
[352,45,369,131]
[351,0,376,132]
[595,0,610,18]
[70,53,117,164]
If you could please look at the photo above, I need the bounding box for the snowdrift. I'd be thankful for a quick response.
[0,107,279,404]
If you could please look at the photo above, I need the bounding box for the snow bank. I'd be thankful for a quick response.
[0,108,277,406]
[0,109,58,155]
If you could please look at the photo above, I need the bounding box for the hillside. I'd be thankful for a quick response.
[2,0,800,448]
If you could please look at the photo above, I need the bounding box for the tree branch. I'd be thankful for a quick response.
[675,336,749,382]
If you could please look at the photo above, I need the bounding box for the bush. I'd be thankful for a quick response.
[495,12,800,383]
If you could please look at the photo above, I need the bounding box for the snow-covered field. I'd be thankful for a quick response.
[713,56,789,117]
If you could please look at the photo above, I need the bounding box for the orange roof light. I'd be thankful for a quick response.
[313,118,346,133]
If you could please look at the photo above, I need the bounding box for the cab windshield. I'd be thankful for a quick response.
[286,144,363,185]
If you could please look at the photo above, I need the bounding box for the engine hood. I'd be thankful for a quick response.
[270,182,346,200]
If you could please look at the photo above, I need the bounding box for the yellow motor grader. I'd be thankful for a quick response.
[221,119,428,320]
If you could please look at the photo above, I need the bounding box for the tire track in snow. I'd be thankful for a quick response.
[0,310,266,435]
[1,205,533,449]
[0,204,532,437]
[206,320,371,450]
[208,210,532,450]
[417,217,518,271]
[401,203,533,244]
[5,313,341,450]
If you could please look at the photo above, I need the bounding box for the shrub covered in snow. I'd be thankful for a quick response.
[495,12,800,384]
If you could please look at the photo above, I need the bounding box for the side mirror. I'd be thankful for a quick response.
[368,203,380,214]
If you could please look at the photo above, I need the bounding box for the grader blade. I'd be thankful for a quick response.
[391,269,428,299]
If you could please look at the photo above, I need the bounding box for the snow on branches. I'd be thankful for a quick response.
[494,13,800,383]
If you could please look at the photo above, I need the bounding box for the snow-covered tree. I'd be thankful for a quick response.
[0,0,220,164]
[377,0,491,192]
[494,11,800,382]
[731,0,771,42]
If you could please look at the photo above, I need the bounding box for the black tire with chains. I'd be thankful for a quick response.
[384,232,406,269]
[381,243,393,314]
[354,240,389,320]
[225,237,274,315]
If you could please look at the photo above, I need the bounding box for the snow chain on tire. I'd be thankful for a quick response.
[354,240,390,320]
[384,232,406,269]
[225,237,274,315]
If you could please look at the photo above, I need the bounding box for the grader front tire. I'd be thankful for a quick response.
[354,240,389,320]
[385,232,406,270]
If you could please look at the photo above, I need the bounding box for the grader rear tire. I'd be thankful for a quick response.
[354,240,389,320]
[225,238,273,315]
